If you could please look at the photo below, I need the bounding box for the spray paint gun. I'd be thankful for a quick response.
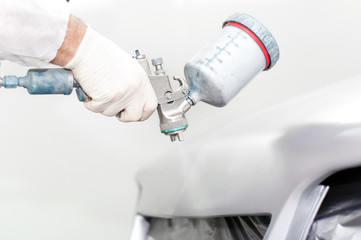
[135,13,280,141]
[0,13,279,142]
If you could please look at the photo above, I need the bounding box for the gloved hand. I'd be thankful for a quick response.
[65,27,157,122]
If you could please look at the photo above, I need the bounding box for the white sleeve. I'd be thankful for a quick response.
[0,0,70,66]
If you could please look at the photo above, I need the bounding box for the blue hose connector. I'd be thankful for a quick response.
[2,68,88,102]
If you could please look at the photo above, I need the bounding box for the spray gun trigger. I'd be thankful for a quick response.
[173,76,189,96]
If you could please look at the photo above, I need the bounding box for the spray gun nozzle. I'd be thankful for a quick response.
[169,131,185,142]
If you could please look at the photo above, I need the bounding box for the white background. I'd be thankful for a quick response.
[0,0,360,239]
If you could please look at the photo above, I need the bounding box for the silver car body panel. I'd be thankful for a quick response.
[135,75,361,240]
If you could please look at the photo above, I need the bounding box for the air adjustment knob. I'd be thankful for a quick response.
[151,58,165,75]
[151,58,163,66]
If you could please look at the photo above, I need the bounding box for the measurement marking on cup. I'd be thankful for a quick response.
[197,31,245,73]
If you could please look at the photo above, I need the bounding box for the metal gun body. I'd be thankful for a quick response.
[135,50,193,141]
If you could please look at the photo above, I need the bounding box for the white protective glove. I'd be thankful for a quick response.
[65,27,157,122]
